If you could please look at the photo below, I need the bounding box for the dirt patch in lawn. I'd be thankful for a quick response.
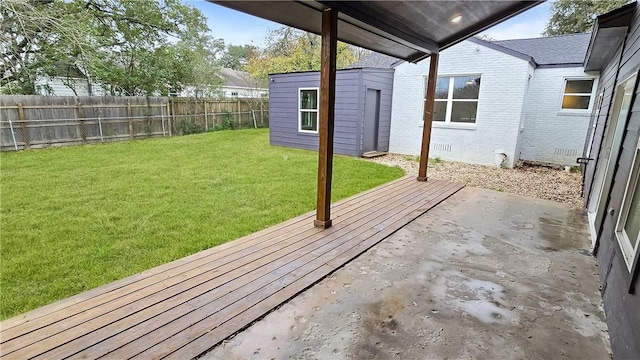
[365,154,584,208]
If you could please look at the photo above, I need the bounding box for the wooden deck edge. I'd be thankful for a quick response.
[177,182,465,359]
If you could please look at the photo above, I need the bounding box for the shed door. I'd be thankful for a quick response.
[363,89,381,153]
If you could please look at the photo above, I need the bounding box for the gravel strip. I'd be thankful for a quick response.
[365,153,584,208]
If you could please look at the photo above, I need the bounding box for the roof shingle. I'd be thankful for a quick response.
[492,33,591,66]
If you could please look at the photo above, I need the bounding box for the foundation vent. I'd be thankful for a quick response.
[431,143,451,152]
[553,148,579,157]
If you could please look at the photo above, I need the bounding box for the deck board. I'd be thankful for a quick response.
[1,177,463,359]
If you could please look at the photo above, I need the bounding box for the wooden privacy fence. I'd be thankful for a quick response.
[0,96,269,151]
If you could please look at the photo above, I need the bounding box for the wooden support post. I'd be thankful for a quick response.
[314,8,338,229]
[127,101,134,140]
[76,102,87,144]
[417,53,439,181]
[17,103,29,148]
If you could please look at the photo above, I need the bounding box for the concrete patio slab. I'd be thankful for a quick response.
[203,187,611,360]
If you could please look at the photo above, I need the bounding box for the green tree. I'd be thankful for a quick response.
[218,44,258,70]
[1,0,223,95]
[543,0,629,36]
[245,26,360,82]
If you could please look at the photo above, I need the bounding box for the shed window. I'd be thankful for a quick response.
[561,79,595,110]
[433,75,481,123]
[616,137,640,271]
[299,88,319,133]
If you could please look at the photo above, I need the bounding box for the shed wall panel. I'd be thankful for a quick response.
[268,70,363,156]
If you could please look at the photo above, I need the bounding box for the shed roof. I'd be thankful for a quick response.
[209,1,542,62]
[493,33,592,67]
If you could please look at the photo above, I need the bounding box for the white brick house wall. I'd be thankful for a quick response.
[389,40,531,168]
[519,67,598,165]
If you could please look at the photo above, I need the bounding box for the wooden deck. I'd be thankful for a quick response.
[0,177,463,359]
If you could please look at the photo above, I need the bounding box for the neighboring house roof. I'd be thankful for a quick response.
[492,33,592,67]
[218,68,266,89]
[346,53,403,69]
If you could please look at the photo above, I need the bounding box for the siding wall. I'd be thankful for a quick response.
[520,67,598,165]
[268,68,394,157]
[35,77,105,96]
[584,4,640,358]
[389,40,530,168]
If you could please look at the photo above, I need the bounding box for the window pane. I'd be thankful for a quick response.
[451,101,478,123]
[433,101,446,121]
[562,95,590,109]
[300,90,318,110]
[624,150,640,250]
[300,111,317,131]
[565,79,594,94]
[435,77,449,99]
[452,76,481,99]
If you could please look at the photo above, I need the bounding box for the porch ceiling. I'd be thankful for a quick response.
[208,1,542,62]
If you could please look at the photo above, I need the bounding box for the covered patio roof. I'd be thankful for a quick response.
[210,1,542,62]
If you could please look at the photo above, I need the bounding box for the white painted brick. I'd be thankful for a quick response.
[389,40,598,167]
[520,67,597,165]
[390,40,530,168]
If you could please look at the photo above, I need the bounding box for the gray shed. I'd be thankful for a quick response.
[269,68,394,157]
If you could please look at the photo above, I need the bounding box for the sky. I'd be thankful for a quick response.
[185,1,553,46]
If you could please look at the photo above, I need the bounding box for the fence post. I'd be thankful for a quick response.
[97,109,104,142]
[76,102,87,144]
[252,110,257,129]
[17,103,29,148]
[237,99,241,128]
[259,101,264,127]
[204,100,209,131]
[127,101,133,140]
[8,117,18,150]
[160,101,166,136]
[167,99,173,136]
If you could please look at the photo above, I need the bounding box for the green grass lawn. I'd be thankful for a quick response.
[0,129,403,320]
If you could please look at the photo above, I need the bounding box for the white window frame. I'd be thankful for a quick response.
[615,136,640,271]
[298,87,319,134]
[560,77,598,112]
[432,74,481,125]
[230,91,239,98]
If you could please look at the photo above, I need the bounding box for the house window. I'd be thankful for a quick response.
[561,79,595,110]
[299,88,318,133]
[433,75,481,123]
[615,137,640,270]
[230,91,239,98]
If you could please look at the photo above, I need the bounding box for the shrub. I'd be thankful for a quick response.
[180,118,205,135]
[211,111,236,131]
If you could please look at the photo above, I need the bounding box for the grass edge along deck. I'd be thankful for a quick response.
[0,176,464,359]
